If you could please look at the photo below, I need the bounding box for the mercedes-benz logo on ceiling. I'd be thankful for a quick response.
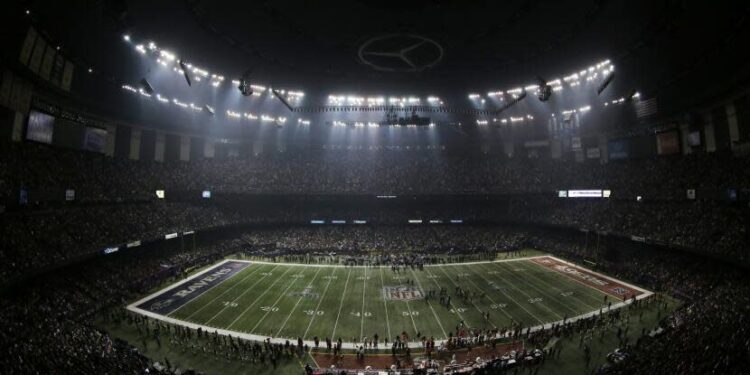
[358,34,444,72]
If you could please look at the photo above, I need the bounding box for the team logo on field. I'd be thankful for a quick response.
[383,285,424,301]
[289,286,320,300]
[611,287,629,296]
[150,298,174,311]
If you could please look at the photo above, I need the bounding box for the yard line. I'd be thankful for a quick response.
[478,262,564,320]
[360,266,367,340]
[403,294,420,337]
[303,267,338,339]
[331,267,353,340]
[435,265,491,325]
[524,260,608,306]
[468,263,546,325]
[203,264,282,325]
[495,261,599,313]
[421,268,470,328]
[455,265,514,322]
[179,264,265,320]
[409,268,448,338]
[276,267,323,337]
[385,270,420,337]
[492,261,581,316]
[220,265,294,328]
[249,268,306,333]
[378,267,392,341]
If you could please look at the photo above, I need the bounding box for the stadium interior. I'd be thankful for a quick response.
[1,1,749,374]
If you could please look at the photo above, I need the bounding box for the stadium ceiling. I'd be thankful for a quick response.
[7,0,750,114]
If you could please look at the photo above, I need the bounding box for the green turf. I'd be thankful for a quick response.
[163,257,625,344]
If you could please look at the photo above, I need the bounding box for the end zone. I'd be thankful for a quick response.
[128,260,252,315]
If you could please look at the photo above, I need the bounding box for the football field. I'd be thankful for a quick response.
[129,255,651,348]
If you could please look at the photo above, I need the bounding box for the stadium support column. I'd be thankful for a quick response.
[179,135,190,162]
[703,112,716,152]
[550,139,562,159]
[11,112,24,142]
[104,123,116,157]
[204,139,215,158]
[726,103,740,147]
[598,134,608,164]
[680,123,691,155]
[155,132,165,162]
[129,128,141,160]
[503,139,514,158]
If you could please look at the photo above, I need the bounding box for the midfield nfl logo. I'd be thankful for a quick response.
[383,285,424,301]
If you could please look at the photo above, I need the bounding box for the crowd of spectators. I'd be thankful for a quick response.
[240,226,526,255]
[0,231,245,374]
[0,142,746,281]
[521,231,750,374]
[511,197,747,261]
[3,142,749,199]
[0,202,245,285]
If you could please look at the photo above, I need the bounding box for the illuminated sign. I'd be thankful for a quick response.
[103,247,119,255]
[564,189,612,198]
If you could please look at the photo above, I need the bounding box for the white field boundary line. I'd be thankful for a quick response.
[242,255,547,268]
[127,257,653,350]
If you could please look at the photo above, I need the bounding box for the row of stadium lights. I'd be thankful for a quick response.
[123,34,305,102]
[467,59,614,103]
[121,83,450,129]
[475,96,639,125]
[327,95,444,107]
[120,34,638,128]
[121,83,298,125]
[122,34,447,128]
[476,114,535,126]
[332,121,436,128]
